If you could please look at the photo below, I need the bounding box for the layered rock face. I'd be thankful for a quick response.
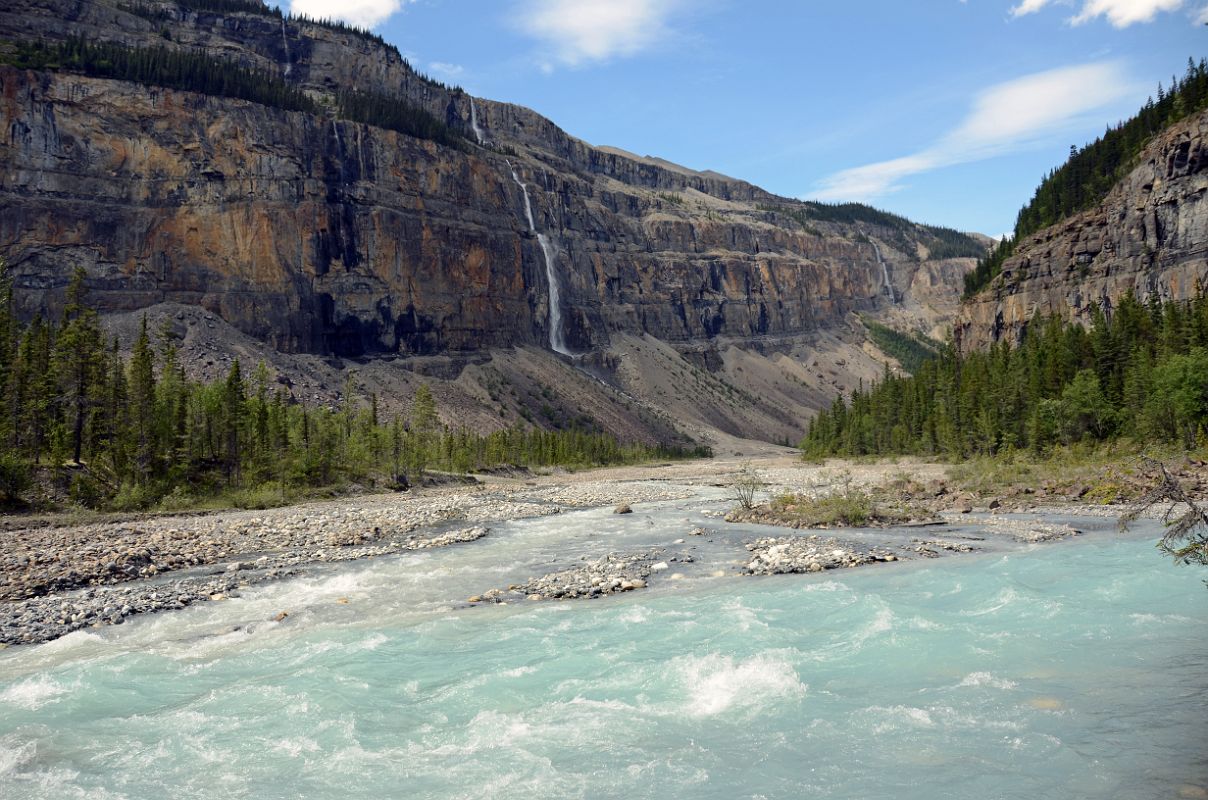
[957,109,1208,351]
[0,0,966,363]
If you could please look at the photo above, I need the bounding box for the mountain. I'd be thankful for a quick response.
[956,60,1208,352]
[0,0,985,450]
[956,107,1208,352]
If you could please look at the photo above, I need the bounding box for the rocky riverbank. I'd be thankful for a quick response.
[0,526,491,646]
[0,453,1180,647]
[0,476,695,646]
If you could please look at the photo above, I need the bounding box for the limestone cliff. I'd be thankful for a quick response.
[956,108,1208,351]
[0,0,976,356]
[0,0,982,447]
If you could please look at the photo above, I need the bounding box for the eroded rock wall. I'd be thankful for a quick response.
[957,109,1208,351]
[0,0,966,361]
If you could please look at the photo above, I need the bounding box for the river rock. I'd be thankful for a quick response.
[489,550,664,602]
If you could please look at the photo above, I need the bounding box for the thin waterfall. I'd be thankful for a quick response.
[280,19,292,77]
[469,97,485,146]
[508,162,571,355]
[870,238,895,305]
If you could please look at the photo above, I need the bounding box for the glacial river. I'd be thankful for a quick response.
[0,491,1205,799]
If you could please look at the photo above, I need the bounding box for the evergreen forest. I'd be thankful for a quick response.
[1,38,463,149]
[0,267,707,511]
[803,292,1208,459]
[962,57,1208,298]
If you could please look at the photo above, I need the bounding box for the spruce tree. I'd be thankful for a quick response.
[129,316,157,481]
[54,269,104,466]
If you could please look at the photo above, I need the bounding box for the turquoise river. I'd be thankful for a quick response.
[0,491,1205,799]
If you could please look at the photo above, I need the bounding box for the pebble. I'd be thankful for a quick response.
[742,535,899,576]
[476,550,664,602]
[0,526,489,646]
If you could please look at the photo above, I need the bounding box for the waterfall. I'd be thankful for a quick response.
[469,97,485,146]
[508,162,571,355]
[331,119,343,152]
[870,239,895,305]
[280,19,292,78]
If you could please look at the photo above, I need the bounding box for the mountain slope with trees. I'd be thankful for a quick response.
[804,292,1208,458]
[0,266,708,511]
[963,58,1208,300]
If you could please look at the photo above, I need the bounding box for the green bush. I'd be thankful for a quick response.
[109,482,166,511]
[67,470,109,509]
[0,454,31,507]
[770,490,876,527]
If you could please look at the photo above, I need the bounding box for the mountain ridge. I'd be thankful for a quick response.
[957,105,1208,352]
[0,0,983,449]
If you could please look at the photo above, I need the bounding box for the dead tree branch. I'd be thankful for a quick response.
[1121,457,1208,567]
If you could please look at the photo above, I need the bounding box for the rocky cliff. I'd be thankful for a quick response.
[0,0,981,447]
[956,108,1208,351]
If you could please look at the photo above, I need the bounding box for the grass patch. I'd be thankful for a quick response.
[769,490,880,527]
[944,441,1195,505]
[731,480,925,529]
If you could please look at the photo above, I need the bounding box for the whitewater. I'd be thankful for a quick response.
[0,490,1205,799]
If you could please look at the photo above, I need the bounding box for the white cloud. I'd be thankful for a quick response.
[1196,3,1208,22]
[812,62,1137,202]
[1010,0,1186,26]
[428,61,466,81]
[516,0,684,67]
[289,0,411,29]
[1070,0,1185,25]
[1010,0,1054,17]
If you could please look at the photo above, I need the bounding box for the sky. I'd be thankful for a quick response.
[288,0,1205,236]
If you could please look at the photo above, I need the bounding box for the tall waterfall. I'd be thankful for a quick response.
[508,162,571,355]
[469,97,485,146]
[280,19,292,78]
[870,239,895,305]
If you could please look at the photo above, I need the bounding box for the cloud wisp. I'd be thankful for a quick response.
[515,0,685,69]
[1010,0,1186,27]
[811,62,1137,202]
[289,0,411,29]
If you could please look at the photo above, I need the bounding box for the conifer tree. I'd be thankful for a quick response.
[129,316,157,481]
[54,269,104,465]
[221,360,245,483]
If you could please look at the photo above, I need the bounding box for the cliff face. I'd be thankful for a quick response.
[957,109,1208,351]
[0,0,974,367]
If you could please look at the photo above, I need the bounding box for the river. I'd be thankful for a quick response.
[0,488,1205,799]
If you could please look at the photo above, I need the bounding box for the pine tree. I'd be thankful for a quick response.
[129,316,157,481]
[411,383,437,475]
[54,269,105,466]
[221,360,245,483]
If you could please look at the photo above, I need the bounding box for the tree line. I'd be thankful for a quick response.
[0,266,708,510]
[803,291,1208,459]
[117,0,458,92]
[762,202,987,262]
[2,38,462,149]
[859,316,941,375]
[120,0,395,64]
[963,57,1208,298]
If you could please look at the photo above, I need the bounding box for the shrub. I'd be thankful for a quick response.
[0,454,31,508]
[731,462,764,510]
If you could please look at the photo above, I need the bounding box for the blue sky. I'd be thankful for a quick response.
[290,0,1204,235]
